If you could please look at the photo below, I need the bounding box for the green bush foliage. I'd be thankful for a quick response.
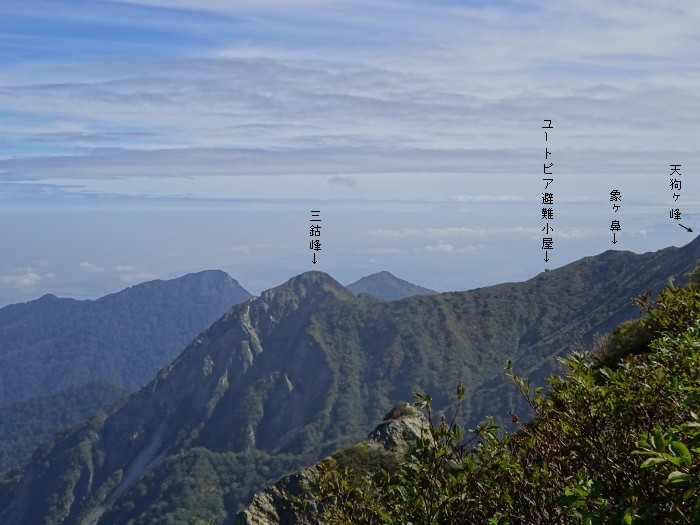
[331,443,400,477]
[314,280,700,524]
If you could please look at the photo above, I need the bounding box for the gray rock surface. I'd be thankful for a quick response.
[235,402,429,525]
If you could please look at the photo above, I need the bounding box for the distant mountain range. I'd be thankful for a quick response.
[0,270,251,472]
[2,239,700,523]
[0,270,431,410]
[0,270,251,406]
[0,269,433,473]
[345,271,437,300]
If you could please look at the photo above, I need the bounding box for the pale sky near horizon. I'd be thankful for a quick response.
[1,1,699,305]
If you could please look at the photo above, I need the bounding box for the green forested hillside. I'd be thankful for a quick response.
[2,241,700,524]
[314,268,700,524]
[0,270,250,476]
[0,270,250,405]
[0,382,127,472]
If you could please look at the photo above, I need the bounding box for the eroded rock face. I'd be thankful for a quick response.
[234,468,320,525]
[0,272,348,525]
[366,403,429,453]
[235,402,429,525]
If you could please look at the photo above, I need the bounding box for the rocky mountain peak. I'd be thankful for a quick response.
[254,271,355,318]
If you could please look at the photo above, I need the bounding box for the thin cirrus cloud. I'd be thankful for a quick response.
[0,0,699,304]
[365,227,592,239]
[79,261,105,273]
[2,2,700,169]
[0,1,700,215]
[365,226,539,239]
[0,267,54,289]
[424,243,454,253]
[2,1,698,198]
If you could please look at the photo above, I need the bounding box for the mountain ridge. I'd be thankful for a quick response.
[3,239,700,523]
[0,269,251,405]
[0,270,252,474]
[346,271,437,301]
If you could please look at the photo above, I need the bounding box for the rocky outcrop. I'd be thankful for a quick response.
[233,468,319,525]
[235,402,429,525]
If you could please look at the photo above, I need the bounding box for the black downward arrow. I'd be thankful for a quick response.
[544,250,549,262]
[312,253,317,264]
[612,232,617,244]
[679,224,694,233]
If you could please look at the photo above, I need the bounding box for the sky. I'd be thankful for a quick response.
[1,0,700,305]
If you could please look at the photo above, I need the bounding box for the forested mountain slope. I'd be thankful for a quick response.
[0,270,251,405]
[2,240,700,524]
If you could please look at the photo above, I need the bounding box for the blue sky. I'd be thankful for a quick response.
[1,0,699,304]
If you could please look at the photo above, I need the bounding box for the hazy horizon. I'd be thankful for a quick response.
[2,234,698,308]
[2,1,699,305]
